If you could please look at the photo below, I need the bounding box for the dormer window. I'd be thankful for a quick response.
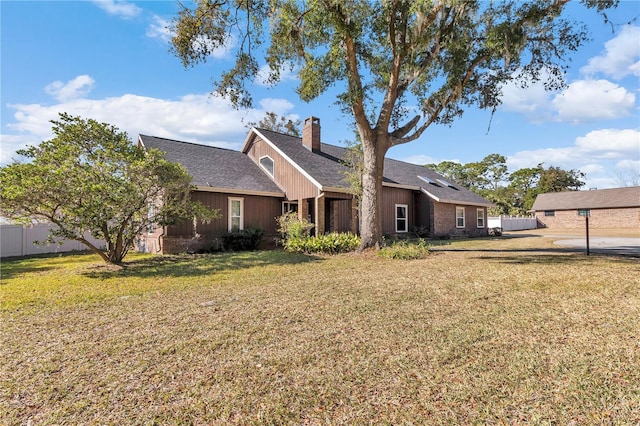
[259,155,274,177]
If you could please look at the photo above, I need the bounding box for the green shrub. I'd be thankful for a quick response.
[276,212,359,254]
[285,232,360,254]
[377,239,430,260]
[223,226,265,251]
[276,211,314,240]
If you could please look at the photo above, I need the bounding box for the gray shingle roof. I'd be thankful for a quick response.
[139,130,492,206]
[255,128,493,206]
[138,135,284,195]
[531,187,640,211]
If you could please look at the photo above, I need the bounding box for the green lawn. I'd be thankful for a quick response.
[1,236,639,424]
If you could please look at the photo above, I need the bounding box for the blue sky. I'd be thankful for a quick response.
[1,1,639,189]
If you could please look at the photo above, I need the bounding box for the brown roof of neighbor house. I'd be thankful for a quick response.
[531,186,640,211]
[138,135,284,196]
[251,128,493,207]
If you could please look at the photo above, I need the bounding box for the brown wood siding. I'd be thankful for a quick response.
[246,137,319,200]
[326,198,352,233]
[381,186,415,234]
[166,190,283,237]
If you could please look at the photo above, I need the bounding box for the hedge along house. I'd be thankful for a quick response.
[531,186,640,230]
[138,117,493,254]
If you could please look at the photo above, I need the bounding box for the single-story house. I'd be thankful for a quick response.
[531,186,640,229]
[137,117,493,254]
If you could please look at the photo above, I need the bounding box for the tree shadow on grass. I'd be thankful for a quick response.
[82,250,322,279]
[0,250,93,281]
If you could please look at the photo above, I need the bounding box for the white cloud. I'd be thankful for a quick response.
[0,134,34,164]
[500,77,635,124]
[614,159,640,186]
[615,159,640,171]
[146,15,172,42]
[508,128,640,168]
[574,129,640,157]
[398,154,439,165]
[551,80,635,123]
[499,77,551,117]
[581,25,640,79]
[1,78,300,165]
[507,128,640,189]
[258,98,295,115]
[579,163,606,176]
[92,0,142,19]
[44,75,95,102]
[255,63,299,87]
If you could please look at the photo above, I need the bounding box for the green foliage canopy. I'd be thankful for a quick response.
[247,112,302,136]
[0,113,217,264]
[427,155,586,214]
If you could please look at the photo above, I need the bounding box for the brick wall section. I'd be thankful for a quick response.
[302,117,321,152]
[536,207,640,229]
[431,201,488,237]
[160,236,211,254]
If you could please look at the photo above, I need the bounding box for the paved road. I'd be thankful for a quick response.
[552,236,640,257]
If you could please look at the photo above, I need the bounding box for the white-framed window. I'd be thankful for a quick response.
[228,197,244,231]
[477,208,485,228]
[395,204,408,233]
[259,155,275,177]
[544,210,555,217]
[456,206,465,228]
[282,201,298,214]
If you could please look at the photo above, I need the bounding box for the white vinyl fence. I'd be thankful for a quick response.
[1,223,104,258]
[488,215,538,231]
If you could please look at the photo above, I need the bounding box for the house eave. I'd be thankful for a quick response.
[383,182,421,191]
[321,186,352,194]
[194,185,284,198]
[421,188,494,207]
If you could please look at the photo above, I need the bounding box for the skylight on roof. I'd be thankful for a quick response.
[418,175,439,185]
[436,178,459,190]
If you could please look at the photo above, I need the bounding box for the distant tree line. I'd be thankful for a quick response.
[426,155,586,216]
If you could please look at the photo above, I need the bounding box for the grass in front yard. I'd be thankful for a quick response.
[1,240,639,424]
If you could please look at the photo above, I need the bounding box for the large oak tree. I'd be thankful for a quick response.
[0,113,216,264]
[171,0,616,249]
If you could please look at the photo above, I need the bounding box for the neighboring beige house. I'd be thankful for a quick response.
[137,117,493,254]
[531,187,640,229]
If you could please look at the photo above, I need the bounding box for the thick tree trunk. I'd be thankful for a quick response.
[359,136,387,250]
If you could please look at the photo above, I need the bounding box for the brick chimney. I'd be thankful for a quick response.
[302,116,321,152]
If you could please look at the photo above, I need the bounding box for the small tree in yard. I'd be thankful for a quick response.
[171,0,617,250]
[0,113,217,264]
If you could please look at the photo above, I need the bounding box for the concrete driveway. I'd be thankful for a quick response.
[552,236,640,257]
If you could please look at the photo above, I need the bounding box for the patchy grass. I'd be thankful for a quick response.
[1,238,639,424]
